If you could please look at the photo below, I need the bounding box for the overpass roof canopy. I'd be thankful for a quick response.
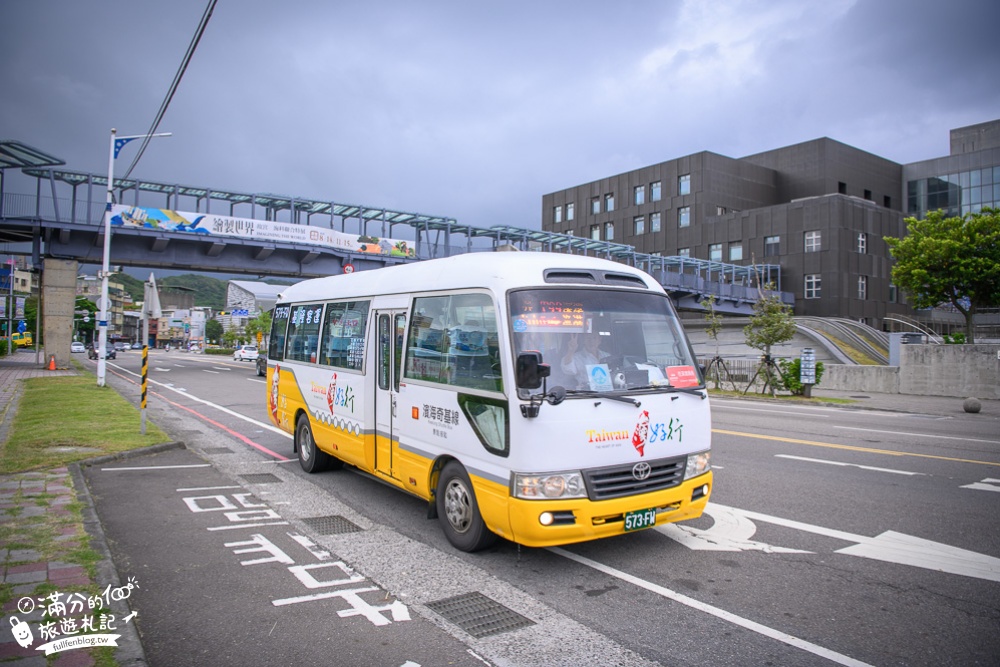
[22,168,457,228]
[0,141,65,170]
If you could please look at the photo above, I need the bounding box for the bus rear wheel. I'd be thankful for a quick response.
[436,461,498,552]
[296,415,336,473]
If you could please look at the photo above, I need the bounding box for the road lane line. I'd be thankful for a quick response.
[550,547,874,667]
[774,455,925,476]
[102,464,212,471]
[713,404,831,417]
[713,429,1000,468]
[832,425,1000,445]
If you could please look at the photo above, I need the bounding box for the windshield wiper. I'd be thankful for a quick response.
[627,384,708,399]
[563,389,641,407]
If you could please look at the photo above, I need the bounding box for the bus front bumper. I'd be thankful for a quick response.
[507,472,712,548]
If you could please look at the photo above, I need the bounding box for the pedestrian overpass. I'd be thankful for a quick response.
[1,141,792,364]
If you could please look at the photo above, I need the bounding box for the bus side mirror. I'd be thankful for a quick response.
[516,351,550,390]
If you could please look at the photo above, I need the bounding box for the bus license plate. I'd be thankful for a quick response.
[624,508,657,532]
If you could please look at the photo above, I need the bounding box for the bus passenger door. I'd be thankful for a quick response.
[374,311,406,479]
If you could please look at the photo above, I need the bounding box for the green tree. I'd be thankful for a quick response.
[743,283,796,357]
[244,310,272,345]
[205,318,223,344]
[743,283,796,397]
[885,208,1000,344]
[221,329,239,349]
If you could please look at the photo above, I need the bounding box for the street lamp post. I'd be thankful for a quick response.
[96,128,170,386]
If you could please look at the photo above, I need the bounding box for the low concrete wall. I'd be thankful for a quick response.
[822,365,900,394]
[899,344,1000,398]
[820,344,1000,398]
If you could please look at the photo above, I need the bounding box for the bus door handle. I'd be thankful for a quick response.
[391,394,397,418]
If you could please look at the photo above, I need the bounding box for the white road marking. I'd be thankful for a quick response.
[833,425,1000,445]
[203,370,220,374]
[657,504,811,553]
[550,547,874,667]
[707,503,1000,582]
[102,464,212,471]
[775,454,925,476]
[176,485,242,492]
[960,478,1000,492]
[712,404,830,417]
[113,364,291,440]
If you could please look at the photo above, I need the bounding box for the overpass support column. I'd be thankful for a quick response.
[42,258,78,369]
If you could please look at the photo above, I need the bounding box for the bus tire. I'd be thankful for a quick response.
[436,461,498,552]
[296,415,333,473]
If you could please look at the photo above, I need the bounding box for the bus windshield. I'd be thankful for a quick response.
[509,288,701,393]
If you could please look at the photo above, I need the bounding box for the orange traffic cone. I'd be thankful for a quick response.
[47,355,56,371]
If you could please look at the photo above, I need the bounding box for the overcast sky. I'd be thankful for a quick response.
[3,0,999,233]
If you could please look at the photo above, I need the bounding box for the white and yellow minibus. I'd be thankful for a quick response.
[265,252,712,551]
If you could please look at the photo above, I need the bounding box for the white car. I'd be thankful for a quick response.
[233,345,259,362]
[71,341,86,353]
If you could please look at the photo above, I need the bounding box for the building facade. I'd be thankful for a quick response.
[542,120,1000,332]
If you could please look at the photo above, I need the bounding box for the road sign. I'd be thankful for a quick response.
[800,347,816,384]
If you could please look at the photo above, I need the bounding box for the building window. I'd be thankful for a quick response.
[634,185,645,206]
[764,235,780,257]
[651,181,662,202]
[729,244,743,261]
[883,195,891,208]
[633,216,644,235]
[804,231,821,252]
[857,232,867,254]
[709,243,722,261]
[590,225,600,240]
[838,182,847,194]
[554,205,562,224]
[678,206,690,228]
[889,283,897,303]
[605,193,615,212]
[591,197,600,215]
[864,189,872,201]
[566,202,574,221]
[679,174,691,196]
[604,222,614,240]
[805,274,821,299]
[650,212,661,232]
[677,247,690,258]
[858,275,867,300]
[716,206,727,216]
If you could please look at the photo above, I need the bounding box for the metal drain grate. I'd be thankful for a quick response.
[302,515,362,535]
[240,473,282,484]
[426,592,535,638]
[202,447,233,454]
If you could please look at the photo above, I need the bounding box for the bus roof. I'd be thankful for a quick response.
[276,252,664,303]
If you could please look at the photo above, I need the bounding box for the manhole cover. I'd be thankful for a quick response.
[426,592,535,638]
[302,515,362,535]
[240,473,282,484]
[202,447,233,454]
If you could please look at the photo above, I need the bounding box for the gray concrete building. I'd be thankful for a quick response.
[542,119,1000,333]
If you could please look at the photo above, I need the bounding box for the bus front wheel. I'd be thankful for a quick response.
[436,461,498,552]
[296,415,334,473]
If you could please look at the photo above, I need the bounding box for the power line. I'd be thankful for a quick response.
[121,0,218,182]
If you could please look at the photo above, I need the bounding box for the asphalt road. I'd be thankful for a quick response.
[86,350,1000,666]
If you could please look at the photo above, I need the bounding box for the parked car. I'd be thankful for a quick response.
[71,341,86,353]
[114,342,126,352]
[11,332,33,348]
[131,342,143,349]
[233,345,259,362]
[88,343,116,360]
[256,352,267,377]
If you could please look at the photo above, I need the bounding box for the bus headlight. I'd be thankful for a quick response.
[684,451,711,480]
[513,472,587,500]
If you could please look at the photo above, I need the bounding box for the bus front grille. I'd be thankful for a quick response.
[583,456,686,501]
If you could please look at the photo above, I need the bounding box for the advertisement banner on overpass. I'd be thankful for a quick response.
[110,205,416,258]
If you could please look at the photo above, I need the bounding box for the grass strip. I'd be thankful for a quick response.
[1,375,171,474]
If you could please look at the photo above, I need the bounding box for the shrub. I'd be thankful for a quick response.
[777,357,825,395]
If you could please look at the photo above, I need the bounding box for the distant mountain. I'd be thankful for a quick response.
[115,272,295,311]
